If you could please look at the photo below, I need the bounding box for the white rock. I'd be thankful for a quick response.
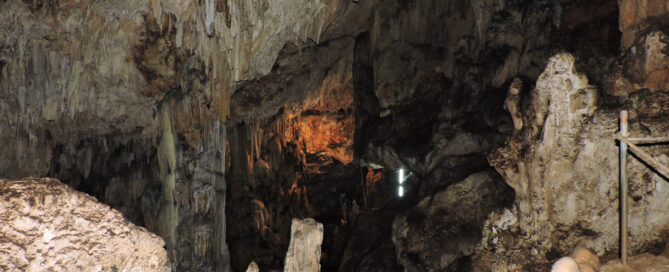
[0,178,169,272]
[283,218,324,272]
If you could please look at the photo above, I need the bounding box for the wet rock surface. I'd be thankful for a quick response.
[0,178,169,272]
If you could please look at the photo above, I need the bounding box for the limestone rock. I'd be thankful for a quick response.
[618,0,669,48]
[475,53,669,270]
[623,30,669,92]
[571,247,601,272]
[0,178,169,272]
[284,218,324,272]
[551,257,580,272]
[245,261,259,272]
[391,171,512,271]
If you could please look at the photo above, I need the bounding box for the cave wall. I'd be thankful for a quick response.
[0,0,375,271]
[226,0,565,271]
[469,2,669,270]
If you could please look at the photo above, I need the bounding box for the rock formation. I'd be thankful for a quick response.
[284,218,324,272]
[245,261,259,272]
[0,178,169,272]
[474,53,669,270]
[392,171,513,271]
[551,257,581,272]
[4,0,669,271]
[601,254,669,271]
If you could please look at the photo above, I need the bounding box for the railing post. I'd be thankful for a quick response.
[620,110,628,265]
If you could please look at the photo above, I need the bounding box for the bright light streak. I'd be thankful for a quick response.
[398,168,405,197]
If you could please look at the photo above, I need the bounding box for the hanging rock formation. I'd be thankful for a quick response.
[0,178,169,272]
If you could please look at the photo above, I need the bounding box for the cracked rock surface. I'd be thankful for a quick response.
[0,178,169,272]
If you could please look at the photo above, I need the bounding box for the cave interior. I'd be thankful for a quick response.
[3,0,669,271]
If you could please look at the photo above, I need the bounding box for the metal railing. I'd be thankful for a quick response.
[616,110,669,265]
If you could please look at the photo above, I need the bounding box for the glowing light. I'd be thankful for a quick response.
[398,168,405,197]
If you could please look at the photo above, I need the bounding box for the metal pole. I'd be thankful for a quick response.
[620,110,628,265]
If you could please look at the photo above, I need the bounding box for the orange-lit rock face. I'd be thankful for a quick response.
[286,114,354,165]
[282,69,355,166]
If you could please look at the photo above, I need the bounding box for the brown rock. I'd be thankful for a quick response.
[0,178,169,272]
[392,171,512,271]
[624,31,669,92]
[618,0,669,48]
[601,253,669,272]
[571,247,601,272]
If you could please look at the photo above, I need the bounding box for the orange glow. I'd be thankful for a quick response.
[251,199,270,234]
[284,113,354,165]
[288,178,306,197]
[365,168,382,198]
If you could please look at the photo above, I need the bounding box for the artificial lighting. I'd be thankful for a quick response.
[398,168,406,197]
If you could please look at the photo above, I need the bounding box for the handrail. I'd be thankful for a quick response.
[617,110,669,266]
[616,135,669,179]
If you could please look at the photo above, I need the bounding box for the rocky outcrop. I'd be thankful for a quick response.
[621,30,669,93]
[618,0,669,49]
[391,171,513,271]
[284,218,324,272]
[474,53,669,270]
[0,178,168,272]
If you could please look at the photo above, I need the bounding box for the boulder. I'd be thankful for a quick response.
[391,171,512,271]
[0,178,169,272]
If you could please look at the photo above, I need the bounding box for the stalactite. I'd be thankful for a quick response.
[157,104,179,262]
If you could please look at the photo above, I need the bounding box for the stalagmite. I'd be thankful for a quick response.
[245,261,259,272]
[284,218,324,272]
